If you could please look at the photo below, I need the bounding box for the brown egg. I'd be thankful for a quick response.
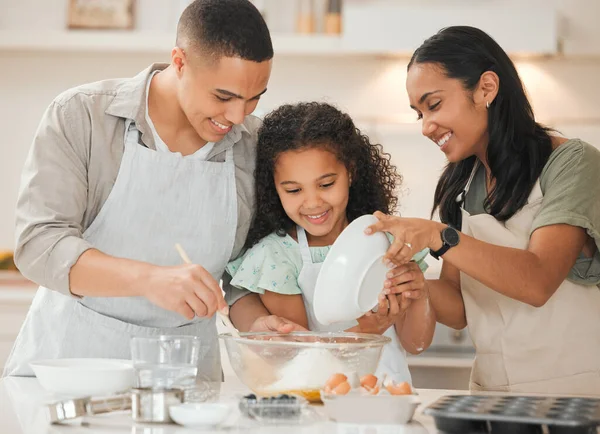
[360,374,378,389]
[361,384,380,395]
[332,381,351,395]
[385,381,413,395]
[324,373,348,390]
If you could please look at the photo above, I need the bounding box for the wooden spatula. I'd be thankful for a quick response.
[175,243,240,336]
[174,243,277,387]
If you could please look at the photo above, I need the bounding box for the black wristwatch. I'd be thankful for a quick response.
[430,226,460,260]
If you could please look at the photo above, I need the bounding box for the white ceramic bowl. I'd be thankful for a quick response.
[321,391,421,425]
[169,403,232,427]
[314,214,390,325]
[29,358,135,397]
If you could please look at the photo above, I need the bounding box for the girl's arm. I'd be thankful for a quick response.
[397,289,436,355]
[384,261,437,354]
[259,291,309,330]
[369,213,589,308]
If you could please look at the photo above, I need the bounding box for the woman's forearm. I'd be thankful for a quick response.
[436,224,586,307]
[427,278,467,330]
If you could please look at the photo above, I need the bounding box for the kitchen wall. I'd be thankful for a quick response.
[1,0,599,390]
[0,0,599,253]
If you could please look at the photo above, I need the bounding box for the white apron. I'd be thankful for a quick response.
[4,121,238,381]
[296,226,412,384]
[460,161,600,395]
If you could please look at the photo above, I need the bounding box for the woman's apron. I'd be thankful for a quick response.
[460,161,600,395]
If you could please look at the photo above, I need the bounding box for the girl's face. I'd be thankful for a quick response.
[406,63,489,163]
[274,147,350,246]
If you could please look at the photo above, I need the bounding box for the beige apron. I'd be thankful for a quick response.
[459,161,600,395]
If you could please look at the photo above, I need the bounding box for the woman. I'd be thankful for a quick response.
[367,26,600,395]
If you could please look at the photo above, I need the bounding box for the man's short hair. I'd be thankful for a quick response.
[176,0,273,63]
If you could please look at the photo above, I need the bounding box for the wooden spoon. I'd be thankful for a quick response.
[174,244,277,387]
[175,243,239,336]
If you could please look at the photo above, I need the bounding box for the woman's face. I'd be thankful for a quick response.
[406,62,489,163]
[274,147,350,246]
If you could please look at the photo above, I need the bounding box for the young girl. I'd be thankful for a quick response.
[367,26,600,395]
[227,102,436,383]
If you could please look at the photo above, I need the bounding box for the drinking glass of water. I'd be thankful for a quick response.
[130,335,201,390]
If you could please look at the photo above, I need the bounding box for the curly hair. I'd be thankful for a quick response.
[245,102,402,248]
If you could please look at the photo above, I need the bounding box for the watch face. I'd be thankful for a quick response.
[443,227,460,246]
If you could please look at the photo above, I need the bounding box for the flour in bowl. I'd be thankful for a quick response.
[263,348,350,392]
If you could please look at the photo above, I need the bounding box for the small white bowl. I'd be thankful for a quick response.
[314,214,390,325]
[321,390,421,425]
[30,358,134,397]
[169,403,232,427]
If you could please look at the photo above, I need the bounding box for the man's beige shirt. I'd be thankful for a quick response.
[15,64,256,303]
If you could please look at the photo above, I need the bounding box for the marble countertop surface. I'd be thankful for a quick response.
[1,375,470,434]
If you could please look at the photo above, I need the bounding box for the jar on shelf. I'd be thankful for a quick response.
[324,0,342,35]
[296,0,315,34]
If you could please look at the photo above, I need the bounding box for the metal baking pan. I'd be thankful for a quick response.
[424,395,600,434]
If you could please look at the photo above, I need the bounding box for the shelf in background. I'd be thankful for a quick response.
[0,31,353,56]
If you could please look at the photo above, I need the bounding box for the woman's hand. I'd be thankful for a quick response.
[365,211,443,266]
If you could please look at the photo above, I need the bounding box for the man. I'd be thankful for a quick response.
[4,0,300,379]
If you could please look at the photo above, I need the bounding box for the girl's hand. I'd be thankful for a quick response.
[365,211,443,266]
[383,262,428,301]
[248,315,308,333]
[356,293,404,335]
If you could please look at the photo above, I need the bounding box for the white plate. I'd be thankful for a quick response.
[314,214,390,325]
[169,402,232,427]
[29,358,134,397]
[321,391,420,425]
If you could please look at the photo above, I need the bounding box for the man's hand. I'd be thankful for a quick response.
[142,263,228,320]
[248,315,308,333]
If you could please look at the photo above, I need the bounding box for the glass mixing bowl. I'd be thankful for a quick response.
[219,332,390,402]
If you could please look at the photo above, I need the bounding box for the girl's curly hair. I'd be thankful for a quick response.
[245,102,402,248]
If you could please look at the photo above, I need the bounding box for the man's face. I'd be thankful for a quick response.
[176,54,272,144]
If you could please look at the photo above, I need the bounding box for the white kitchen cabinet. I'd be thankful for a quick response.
[559,0,600,56]
[343,0,559,57]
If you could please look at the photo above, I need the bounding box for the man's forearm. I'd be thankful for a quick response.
[229,293,271,332]
[69,248,150,297]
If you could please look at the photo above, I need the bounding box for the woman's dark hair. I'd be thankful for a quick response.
[245,102,401,248]
[408,26,553,227]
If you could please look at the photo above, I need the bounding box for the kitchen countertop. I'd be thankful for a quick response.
[0,376,468,433]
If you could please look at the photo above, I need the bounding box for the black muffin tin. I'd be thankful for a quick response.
[424,395,600,434]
